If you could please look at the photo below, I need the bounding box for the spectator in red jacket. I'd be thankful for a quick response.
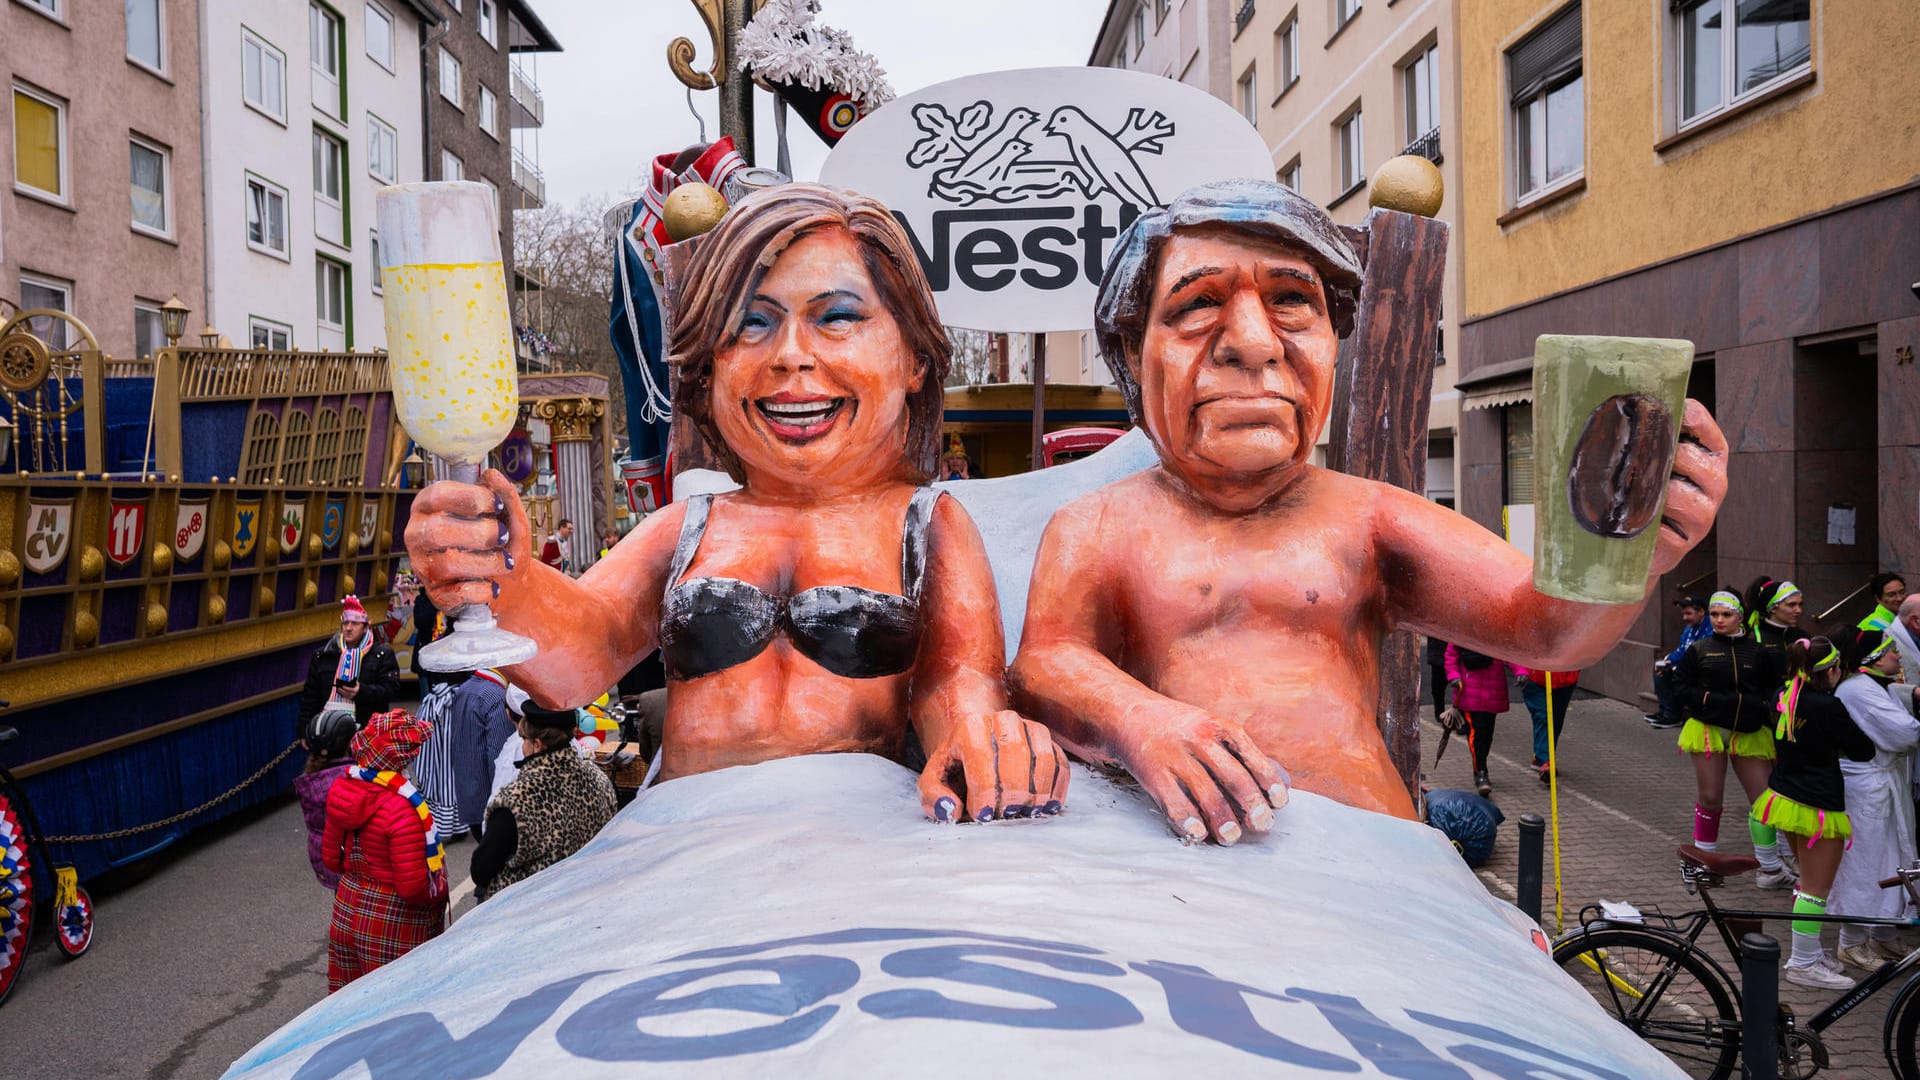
[1515,667,1579,785]
[322,709,448,991]
[1445,643,1519,797]
[539,519,574,574]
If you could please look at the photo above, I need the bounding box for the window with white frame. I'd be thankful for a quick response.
[1236,67,1257,125]
[19,0,58,19]
[478,85,498,138]
[1335,0,1361,30]
[1508,3,1583,201]
[1280,157,1302,192]
[12,84,67,202]
[1337,107,1364,193]
[479,176,498,224]
[1277,15,1300,90]
[1156,0,1169,22]
[479,0,498,47]
[1404,43,1439,144]
[439,47,462,107]
[367,114,398,184]
[1133,4,1145,55]
[1676,0,1810,125]
[246,174,290,258]
[127,0,165,72]
[370,230,384,293]
[243,29,288,123]
[250,317,293,351]
[310,4,344,120]
[446,0,461,9]
[365,2,395,71]
[441,149,463,181]
[130,137,170,237]
[18,274,72,349]
[313,129,346,245]
[134,301,166,359]
[316,258,348,348]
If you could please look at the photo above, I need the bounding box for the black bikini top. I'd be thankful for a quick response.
[659,488,941,681]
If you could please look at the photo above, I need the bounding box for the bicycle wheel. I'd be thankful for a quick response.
[1883,971,1920,1080]
[54,882,92,960]
[1553,925,1741,1079]
[0,796,33,1007]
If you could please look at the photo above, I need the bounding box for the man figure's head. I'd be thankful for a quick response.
[340,595,370,647]
[1677,596,1706,628]
[557,518,574,540]
[1900,595,1920,639]
[1873,572,1907,612]
[1096,180,1362,508]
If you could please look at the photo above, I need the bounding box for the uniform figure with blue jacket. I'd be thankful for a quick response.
[1647,595,1709,730]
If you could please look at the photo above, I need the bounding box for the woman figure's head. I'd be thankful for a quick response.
[1845,628,1903,677]
[669,183,952,488]
[1786,635,1844,690]
[517,702,580,754]
[1707,589,1744,636]
[1746,577,1804,628]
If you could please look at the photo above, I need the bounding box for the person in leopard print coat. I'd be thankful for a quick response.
[470,701,617,902]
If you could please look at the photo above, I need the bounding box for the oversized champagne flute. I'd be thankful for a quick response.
[376,181,536,670]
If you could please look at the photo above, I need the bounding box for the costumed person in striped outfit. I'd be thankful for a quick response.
[1674,591,1793,886]
[321,709,448,991]
[1831,629,1920,970]
[1754,636,1877,990]
[448,668,516,840]
[1859,572,1907,634]
[469,702,617,902]
[409,673,467,838]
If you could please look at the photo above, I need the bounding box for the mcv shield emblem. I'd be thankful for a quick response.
[356,503,378,548]
[23,497,73,574]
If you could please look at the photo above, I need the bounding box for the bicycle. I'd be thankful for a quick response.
[0,699,95,1007]
[1551,843,1920,1079]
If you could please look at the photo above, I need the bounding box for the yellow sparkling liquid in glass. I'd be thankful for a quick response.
[381,261,518,463]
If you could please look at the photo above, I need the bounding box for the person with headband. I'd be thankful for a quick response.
[1752,635,1876,989]
[1673,590,1793,886]
[1745,576,1805,676]
[1829,629,1920,971]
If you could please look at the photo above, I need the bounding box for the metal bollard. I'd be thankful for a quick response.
[1740,932,1780,1080]
[1517,813,1545,925]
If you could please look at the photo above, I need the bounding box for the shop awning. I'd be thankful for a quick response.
[1460,373,1535,412]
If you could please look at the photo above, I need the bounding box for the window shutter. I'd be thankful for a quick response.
[1508,4,1582,107]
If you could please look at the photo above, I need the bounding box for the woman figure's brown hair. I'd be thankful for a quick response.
[667,182,953,483]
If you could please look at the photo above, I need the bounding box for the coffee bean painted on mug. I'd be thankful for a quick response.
[1566,393,1675,539]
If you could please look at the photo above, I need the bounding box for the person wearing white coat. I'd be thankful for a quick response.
[1831,630,1920,970]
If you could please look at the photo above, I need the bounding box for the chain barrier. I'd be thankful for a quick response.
[41,740,303,844]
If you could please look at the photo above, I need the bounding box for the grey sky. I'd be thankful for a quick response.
[524,0,1112,210]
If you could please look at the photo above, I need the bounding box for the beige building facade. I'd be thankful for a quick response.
[1231,0,1462,504]
[3,0,206,361]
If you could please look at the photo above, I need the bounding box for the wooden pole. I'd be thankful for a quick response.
[1327,208,1450,808]
[719,0,755,165]
[1029,333,1047,471]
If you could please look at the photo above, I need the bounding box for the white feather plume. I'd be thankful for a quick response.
[737,0,895,112]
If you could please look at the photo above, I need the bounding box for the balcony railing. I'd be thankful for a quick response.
[1234,0,1257,35]
[509,62,544,128]
[511,147,546,208]
[1404,127,1443,166]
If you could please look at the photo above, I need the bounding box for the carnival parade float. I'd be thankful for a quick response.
[215,0,1739,1056]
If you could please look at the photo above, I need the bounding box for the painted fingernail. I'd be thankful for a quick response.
[1217,821,1242,845]
[494,494,505,514]
[1042,800,1063,816]
[976,806,995,823]
[504,553,515,570]
[1269,782,1291,808]
[491,581,500,599]
[498,526,510,546]
[933,797,955,822]
[1004,804,1031,819]
[1180,816,1206,841]
[1249,804,1275,831]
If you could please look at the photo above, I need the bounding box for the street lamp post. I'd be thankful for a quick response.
[158,295,190,347]
[199,325,221,349]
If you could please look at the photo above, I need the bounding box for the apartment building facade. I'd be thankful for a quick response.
[1230,0,1463,504]
[1456,1,1920,704]
[3,0,206,360]
[201,0,437,353]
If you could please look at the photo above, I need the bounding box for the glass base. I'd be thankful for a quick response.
[416,609,538,672]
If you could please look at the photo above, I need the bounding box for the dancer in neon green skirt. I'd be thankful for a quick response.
[1675,591,1791,883]
[1757,635,1877,990]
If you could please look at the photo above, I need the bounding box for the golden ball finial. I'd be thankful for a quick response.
[1368,155,1445,218]
[662,182,730,243]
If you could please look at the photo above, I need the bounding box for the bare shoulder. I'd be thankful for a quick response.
[1050,470,1168,535]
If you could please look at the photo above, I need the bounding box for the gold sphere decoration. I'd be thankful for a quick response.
[1367,154,1445,218]
[302,580,318,606]
[258,585,276,615]
[207,595,227,623]
[263,536,280,561]
[73,609,98,647]
[370,575,386,597]
[307,533,323,561]
[344,533,360,557]
[78,546,104,582]
[379,531,391,552]
[145,603,168,636]
[211,540,231,571]
[150,543,173,575]
[0,625,13,658]
[0,550,18,588]
[662,182,729,242]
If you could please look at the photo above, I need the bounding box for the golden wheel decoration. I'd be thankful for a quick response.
[0,330,49,393]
